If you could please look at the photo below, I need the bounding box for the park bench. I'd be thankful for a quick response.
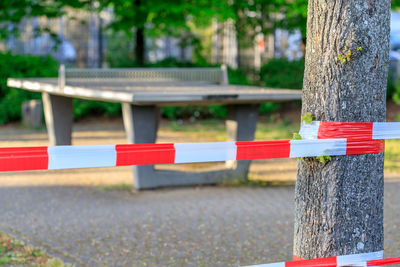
[7,66,301,189]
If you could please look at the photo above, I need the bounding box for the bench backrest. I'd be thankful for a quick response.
[59,65,228,87]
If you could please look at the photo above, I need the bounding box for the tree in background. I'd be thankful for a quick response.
[100,0,308,68]
[208,0,307,68]
[294,0,389,258]
[102,0,211,66]
[274,0,307,51]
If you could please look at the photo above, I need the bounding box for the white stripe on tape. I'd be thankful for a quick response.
[289,139,347,158]
[48,145,116,169]
[174,142,237,163]
[299,121,320,140]
[373,122,400,139]
[337,250,383,266]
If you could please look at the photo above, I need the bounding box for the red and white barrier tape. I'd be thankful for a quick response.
[0,138,385,172]
[299,121,400,140]
[0,121,397,172]
[244,251,400,267]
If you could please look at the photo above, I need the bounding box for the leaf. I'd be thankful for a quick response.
[316,155,331,164]
[301,112,313,124]
[316,156,325,163]
[293,132,302,140]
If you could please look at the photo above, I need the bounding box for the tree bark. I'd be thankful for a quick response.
[294,0,390,259]
[135,27,145,65]
[134,0,145,66]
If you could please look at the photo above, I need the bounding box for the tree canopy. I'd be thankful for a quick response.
[0,0,91,39]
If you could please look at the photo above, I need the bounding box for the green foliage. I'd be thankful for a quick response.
[0,0,91,40]
[260,58,304,89]
[391,73,400,105]
[393,0,400,9]
[0,52,122,124]
[337,45,363,64]
[103,0,193,38]
[228,68,251,85]
[316,155,331,164]
[73,99,121,120]
[149,57,203,68]
[294,112,331,164]
[387,70,396,99]
[393,91,400,106]
[99,183,134,191]
[274,0,307,39]
[259,103,279,114]
[301,112,313,124]
[105,31,136,68]
[0,231,69,266]
[292,132,302,140]
[0,52,58,124]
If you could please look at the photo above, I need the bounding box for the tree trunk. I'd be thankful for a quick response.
[134,0,145,66]
[294,0,390,259]
[234,5,246,70]
[135,27,145,65]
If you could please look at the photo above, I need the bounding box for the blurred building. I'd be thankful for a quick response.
[210,18,303,72]
[0,7,109,68]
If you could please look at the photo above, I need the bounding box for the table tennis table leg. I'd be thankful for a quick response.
[226,104,260,178]
[122,103,259,189]
[122,103,161,189]
[42,92,73,146]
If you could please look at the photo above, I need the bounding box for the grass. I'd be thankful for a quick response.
[384,139,400,173]
[98,183,134,191]
[0,231,70,266]
[165,116,299,142]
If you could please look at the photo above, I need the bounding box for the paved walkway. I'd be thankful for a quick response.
[1,183,399,267]
[0,120,399,266]
[0,186,295,266]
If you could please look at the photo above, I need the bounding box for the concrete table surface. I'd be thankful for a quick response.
[7,78,301,105]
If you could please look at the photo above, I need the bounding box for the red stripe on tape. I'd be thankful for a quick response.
[0,146,48,171]
[116,143,175,166]
[236,140,290,160]
[346,139,385,155]
[318,122,373,139]
[286,256,336,267]
[367,257,400,266]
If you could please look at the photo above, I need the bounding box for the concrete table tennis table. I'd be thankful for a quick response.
[7,66,301,189]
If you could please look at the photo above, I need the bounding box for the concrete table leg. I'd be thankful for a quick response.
[42,92,73,146]
[226,104,260,177]
[122,103,259,189]
[122,104,160,189]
